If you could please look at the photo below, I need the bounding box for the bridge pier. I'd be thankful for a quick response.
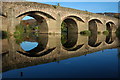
[5,8,20,34]
[47,18,61,34]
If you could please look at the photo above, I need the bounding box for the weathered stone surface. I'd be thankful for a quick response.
[0,2,119,34]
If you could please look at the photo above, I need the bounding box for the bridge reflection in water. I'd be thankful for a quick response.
[2,31,120,73]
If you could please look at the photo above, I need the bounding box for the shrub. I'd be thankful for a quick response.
[61,21,67,33]
[103,30,109,36]
[80,30,91,36]
[14,24,24,35]
[97,31,101,34]
[61,33,67,45]
[52,5,57,9]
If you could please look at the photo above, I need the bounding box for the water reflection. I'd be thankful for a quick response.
[106,32,116,44]
[88,33,106,47]
[20,41,38,51]
[2,31,120,73]
[16,32,57,57]
[61,33,78,50]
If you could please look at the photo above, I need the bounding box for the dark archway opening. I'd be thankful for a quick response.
[88,19,102,35]
[105,33,114,44]
[106,22,116,44]
[88,19,102,47]
[61,18,78,49]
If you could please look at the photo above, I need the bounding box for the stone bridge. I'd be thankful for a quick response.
[0,2,119,34]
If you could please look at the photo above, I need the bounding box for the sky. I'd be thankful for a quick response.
[40,2,119,13]
[23,1,119,20]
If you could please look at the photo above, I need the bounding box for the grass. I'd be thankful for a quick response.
[103,30,109,36]
[52,5,58,9]
[80,30,91,36]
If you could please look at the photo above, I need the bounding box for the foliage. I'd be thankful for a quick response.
[14,24,28,44]
[61,21,67,33]
[34,26,40,30]
[103,30,109,36]
[52,5,58,9]
[61,21,68,45]
[14,24,24,35]
[80,30,91,36]
[14,33,24,44]
[14,22,40,36]
[61,33,67,45]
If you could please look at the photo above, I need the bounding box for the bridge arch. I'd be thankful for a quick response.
[16,33,56,57]
[61,15,85,22]
[88,19,103,47]
[16,10,56,20]
[61,16,79,51]
[16,11,50,33]
[88,19,103,34]
[61,15,85,33]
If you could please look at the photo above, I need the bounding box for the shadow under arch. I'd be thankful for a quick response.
[106,22,117,44]
[17,47,56,57]
[16,11,56,20]
[67,16,85,22]
[88,19,103,47]
[105,32,116,44]
[88,19,103,34]
[88,34,102,47]
[61,17,79,51]
[106,22,117,33]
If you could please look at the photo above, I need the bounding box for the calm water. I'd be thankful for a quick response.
[1,32,120,79]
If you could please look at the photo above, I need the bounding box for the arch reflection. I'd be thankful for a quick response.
[88,19,103,35]
[61,18,78,50]
[16,11,48,34]
[105,32,116,44]
[2,32,119,72]
[88,34,106,47]
[106,22,116,33]
[16,32,54,57]
[20,41,39,51]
